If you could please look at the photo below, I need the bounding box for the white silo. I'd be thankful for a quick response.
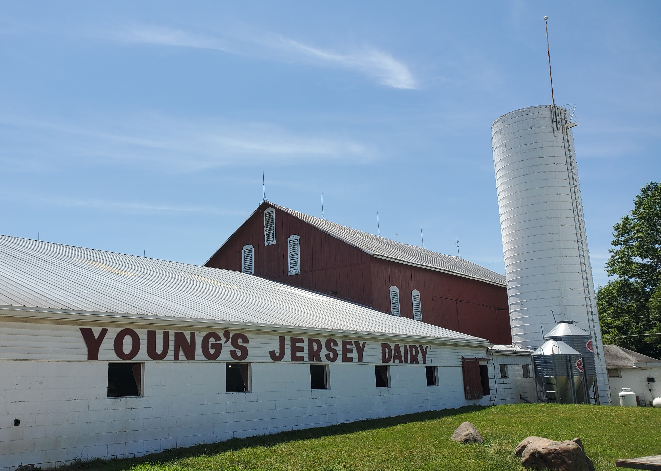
[491,104,610,404]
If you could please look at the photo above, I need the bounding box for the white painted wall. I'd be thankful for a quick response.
[608,367,661,406]
[0,318,493,470]
[489,354,537,405]
[491,105,610,404]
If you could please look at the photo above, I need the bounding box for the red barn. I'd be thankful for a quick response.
[205,201,511,345]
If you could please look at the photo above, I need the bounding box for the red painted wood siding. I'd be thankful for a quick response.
[370,258,511,345]
[206,202,511,345]
[206,203,374,307]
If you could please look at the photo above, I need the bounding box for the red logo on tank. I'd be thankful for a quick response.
[576,358,585,372]
[586,340,594,352]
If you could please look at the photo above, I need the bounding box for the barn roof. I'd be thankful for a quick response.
[0,235,488,346]
[603,345,661,369]
[265,202,506,287]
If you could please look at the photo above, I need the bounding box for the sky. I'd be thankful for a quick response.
[0,1,659,288]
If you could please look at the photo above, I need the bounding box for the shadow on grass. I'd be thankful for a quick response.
[58,405,488,471]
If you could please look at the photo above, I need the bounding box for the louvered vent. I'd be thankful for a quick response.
[288,235,300,275]
[389,286,400,317]
[264,208,276,246]
[412,289,422,321]
[241,245,254,274]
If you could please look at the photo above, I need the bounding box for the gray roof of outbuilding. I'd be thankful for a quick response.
[603,345,661,369]
[0,235,488,345]
[266,202,506,287]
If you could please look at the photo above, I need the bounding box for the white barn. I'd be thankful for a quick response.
[0,235,504,470]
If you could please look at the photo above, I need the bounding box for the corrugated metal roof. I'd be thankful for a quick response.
[0,235,487,345]
[266,202,506,287]
[544,321,590,339]
[603,345,661,369]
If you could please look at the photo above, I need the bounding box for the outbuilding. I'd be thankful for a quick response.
[0,235,496,470]
[604,345,661,406]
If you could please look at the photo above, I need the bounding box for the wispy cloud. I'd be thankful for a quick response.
[114,24,417,89]
[274,38,416,89]
[0,189,246,216]
[0,112,374,172]
[116,25,229,52]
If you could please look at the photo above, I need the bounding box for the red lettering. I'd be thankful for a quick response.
[354,341,366,362]
[342,340,354,362]
[308,338,322,362]
[202,332,222,360]
[290,337,305,361]
[403,344,409,363]
[420,345,428,364]
[409,345,419,364]
[174,331,195,361]
[325,338,338,362]
[80,327,108,360]
[230,333,249,361]
[269,336,286,361]
[392,344,403,363]
[381,343,392,363]
[147,330,169,360]
[114,328,140,360]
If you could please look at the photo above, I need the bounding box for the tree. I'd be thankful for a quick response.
[597,182,661,358]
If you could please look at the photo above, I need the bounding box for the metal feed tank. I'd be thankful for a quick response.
[532,339,588,404]
[491,105,610,404]
[545,320,598,403]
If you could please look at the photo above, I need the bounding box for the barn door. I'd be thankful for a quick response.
[462,358,484,400]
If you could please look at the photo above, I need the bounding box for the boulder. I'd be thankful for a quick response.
[451,421,484,444]
[515,436,594,471]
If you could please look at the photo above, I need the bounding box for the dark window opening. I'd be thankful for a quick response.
[479,364,490,396]
[426,366,438,386]
[647,377,656,383]
[226,363,250,392]
[607,368,622,378]
[108,363,142,398]
[310,364,329,389]
[500,364,508,378]
[522,364,531,378]
[375,365,390,388]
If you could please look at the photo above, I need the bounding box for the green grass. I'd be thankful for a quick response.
[60,404,661,471]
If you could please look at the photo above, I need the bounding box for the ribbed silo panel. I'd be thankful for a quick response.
[491,105,610,404]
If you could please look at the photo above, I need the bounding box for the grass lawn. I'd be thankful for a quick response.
[60,403,660,471]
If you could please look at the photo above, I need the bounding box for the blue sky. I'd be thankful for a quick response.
[1,1,659,288]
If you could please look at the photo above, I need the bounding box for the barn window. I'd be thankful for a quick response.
[412,289,422,321]
[500,364,508,378]
[241,245,254,274]
[607,368,621,378]
[462,359,489,400]
[226,363,250,392]
[107,363,143,398]
[426,366,438,386]
[480,365,490,395]
[522,364,531,378]
[375,365,390,388]
[310,364,329,389]
[389,286,400,317]
[264,208,276,246]
[288,235,301,275]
